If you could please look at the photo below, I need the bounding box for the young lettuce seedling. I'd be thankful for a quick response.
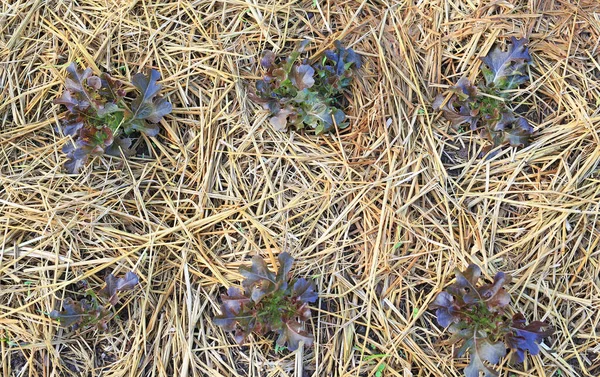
[49,271,139,331]
[250,40,361,135]
[54,64,172,173]
[214,252,317,351]
[429,265,553,377]
[434,37,533,156]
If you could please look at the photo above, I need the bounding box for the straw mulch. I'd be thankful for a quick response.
[1,0,599,376]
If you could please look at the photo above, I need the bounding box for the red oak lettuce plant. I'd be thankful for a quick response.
[250,40,361,134]
[54,63,172,173]
[214,252,317,351]
[434,37,533,156]
[430,264,553,377]
[49,271,139,331]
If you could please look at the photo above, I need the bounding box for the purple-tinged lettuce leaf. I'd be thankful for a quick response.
[131,70,162,110]
[276,252,294,286]
[450,326,474,356]
[87,76,101,90]
[115,272,139,291]
[214,253,316,351]
[62,63,100,110]
[60,114,85,136]
[55,64,172,173]
[447,267,511,310]
[49,271,139,331]
[240,255,277,303]
[430,291,461,328]
[220,287,251,314]
[290,64,315,90]
[96,103,121,118]
[124,120,160,137]
[99,73,125,102]
[99,271,139,306]
[54,63,106,114]
[213,287,254,335]
[49,297,96,329]
[506,313,553,363]
[75,126,114,158]
[293,302,313,322]
[433,78,480,131]
[292,278,318,304]
[479,272,511,309]
[493,113,533,147]
[269,108,293,131]
[145,97,173,123]
[63,125,114,173]
[127,69,172,135]
[260,50,276,69]
[433,94,479,130]
[464,336,506,377]
[324,40,362,75]
[447,264,483,305]
[272,68,287,82]
[212,305,240,333]
[481,112,533,156]
[54,90,90,113]
[251,41,359,134]
[105,137,133,157]
[63,145,85,174]
[450,77,478,101]
[276,320,313,351]
[480,37,532,90]
[283,39,310,73]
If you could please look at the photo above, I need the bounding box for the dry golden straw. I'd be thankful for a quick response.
[1,0,599,376]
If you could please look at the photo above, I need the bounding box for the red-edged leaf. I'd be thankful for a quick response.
[430,291,461,328]
[478,271,511,310]
[276,252,294,286]
[105,137,133,157]
[214,253,317,350]
[62,63,102,110]
[324,40,362,75]
[54,90,89,113]
[494,114,533,147]
[116,272,139,291]
[480,37,532,90]
[290,64,315,90]
[276,320,313,351]
[60,114,85,136]
[55,63,171,173]
[126,69,171,135]
[464,336,506,377]
[433,94,479,130]
[131,69,171,121]
[292,278,318,304]
[99,73,124,102]
[240,255,277,303]
[98,271,139,306]
[447,264,483,304]
[49,297,94,329]
[269,108,292,131]
[260,50,276,69]
[506,313,553,363]
[450,77,478,101]
[214,287,254,334]
[63,125,114,173]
